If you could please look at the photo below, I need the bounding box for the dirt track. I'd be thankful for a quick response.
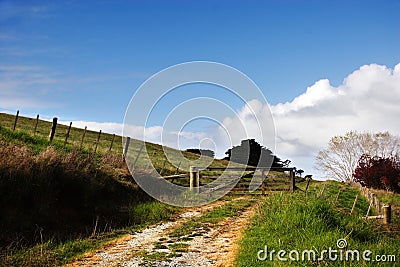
[67,198,258,267]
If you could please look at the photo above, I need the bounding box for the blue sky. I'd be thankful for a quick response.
[1,0,400,176]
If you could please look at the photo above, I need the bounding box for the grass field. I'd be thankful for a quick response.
[234,181,400,266]
[0,112,231,175]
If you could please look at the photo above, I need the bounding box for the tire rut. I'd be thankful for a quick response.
[67,198,258,267]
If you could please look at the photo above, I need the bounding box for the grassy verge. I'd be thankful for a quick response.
[234,181,399,266]
[0,201,182,266]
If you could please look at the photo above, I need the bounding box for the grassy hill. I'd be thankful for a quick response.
[0,112,231,173]
[0,112,241,266]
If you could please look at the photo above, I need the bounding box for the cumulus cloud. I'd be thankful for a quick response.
[271,63,400,177]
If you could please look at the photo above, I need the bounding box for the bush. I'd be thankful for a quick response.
[0,141,147,249]
[353,154,400,192]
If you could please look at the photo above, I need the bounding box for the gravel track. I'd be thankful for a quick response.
[67,199,257,267]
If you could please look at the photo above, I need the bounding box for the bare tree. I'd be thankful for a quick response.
[315,131,400,182]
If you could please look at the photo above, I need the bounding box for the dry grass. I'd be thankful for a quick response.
[0,141,146,249]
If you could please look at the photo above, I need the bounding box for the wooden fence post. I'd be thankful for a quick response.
[365,201,372,217]
[319,184,326,198]
[13,110,19,131]
[108,134,116,152]
[133,143,144,167]
[64,122,72,147]
[261,170,266,196]
[49,117,58,142]
[123,137,131,159]
[94,130,102,153]
[350,195,358,215]
[34,114,39,135]
[290,168,295,192]
[335,188,341,204]
[170,161,182,184]
[175,162,181,175]
[80,126,87,150]
[383,205,391,224]
[160,159,167,176]
[305,178,311,192]
[145,150,156,172]
[190,166,200,193]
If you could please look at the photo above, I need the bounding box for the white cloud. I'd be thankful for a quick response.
[271,63,400,178]
[0,64,59,109]
[59,120,124,136]
[218,99,275,150]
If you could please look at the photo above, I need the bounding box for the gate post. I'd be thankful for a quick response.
[190,166,200,193]
[383,205,391,224]
[290,168,295,192]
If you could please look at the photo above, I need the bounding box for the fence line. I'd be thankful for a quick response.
[1,111,302,194]
[2,111,122,155]
[354,182,383,214]
[354,182,391,224]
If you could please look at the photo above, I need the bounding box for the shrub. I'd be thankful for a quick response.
[0,141,147,249]
[353,154,400,192]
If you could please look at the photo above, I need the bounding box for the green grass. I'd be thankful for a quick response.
[234,181,399,266]
[0,124,67,154]
[0,112,231,175]
[168,242,190,253]
[129,202,182,225]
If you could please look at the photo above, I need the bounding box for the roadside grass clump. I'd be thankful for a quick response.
[234,182,400,266]
[168,242,189,253]
[129,202,181,225]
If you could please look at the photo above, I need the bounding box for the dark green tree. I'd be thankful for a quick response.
[296,169,304,177]
[224,139,285,167]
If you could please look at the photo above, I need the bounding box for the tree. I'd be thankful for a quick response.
[185,148,215,158]
[315,131,400,182]
[353,155,400,193]
[224,139,284,167]
[296,169,304,177]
